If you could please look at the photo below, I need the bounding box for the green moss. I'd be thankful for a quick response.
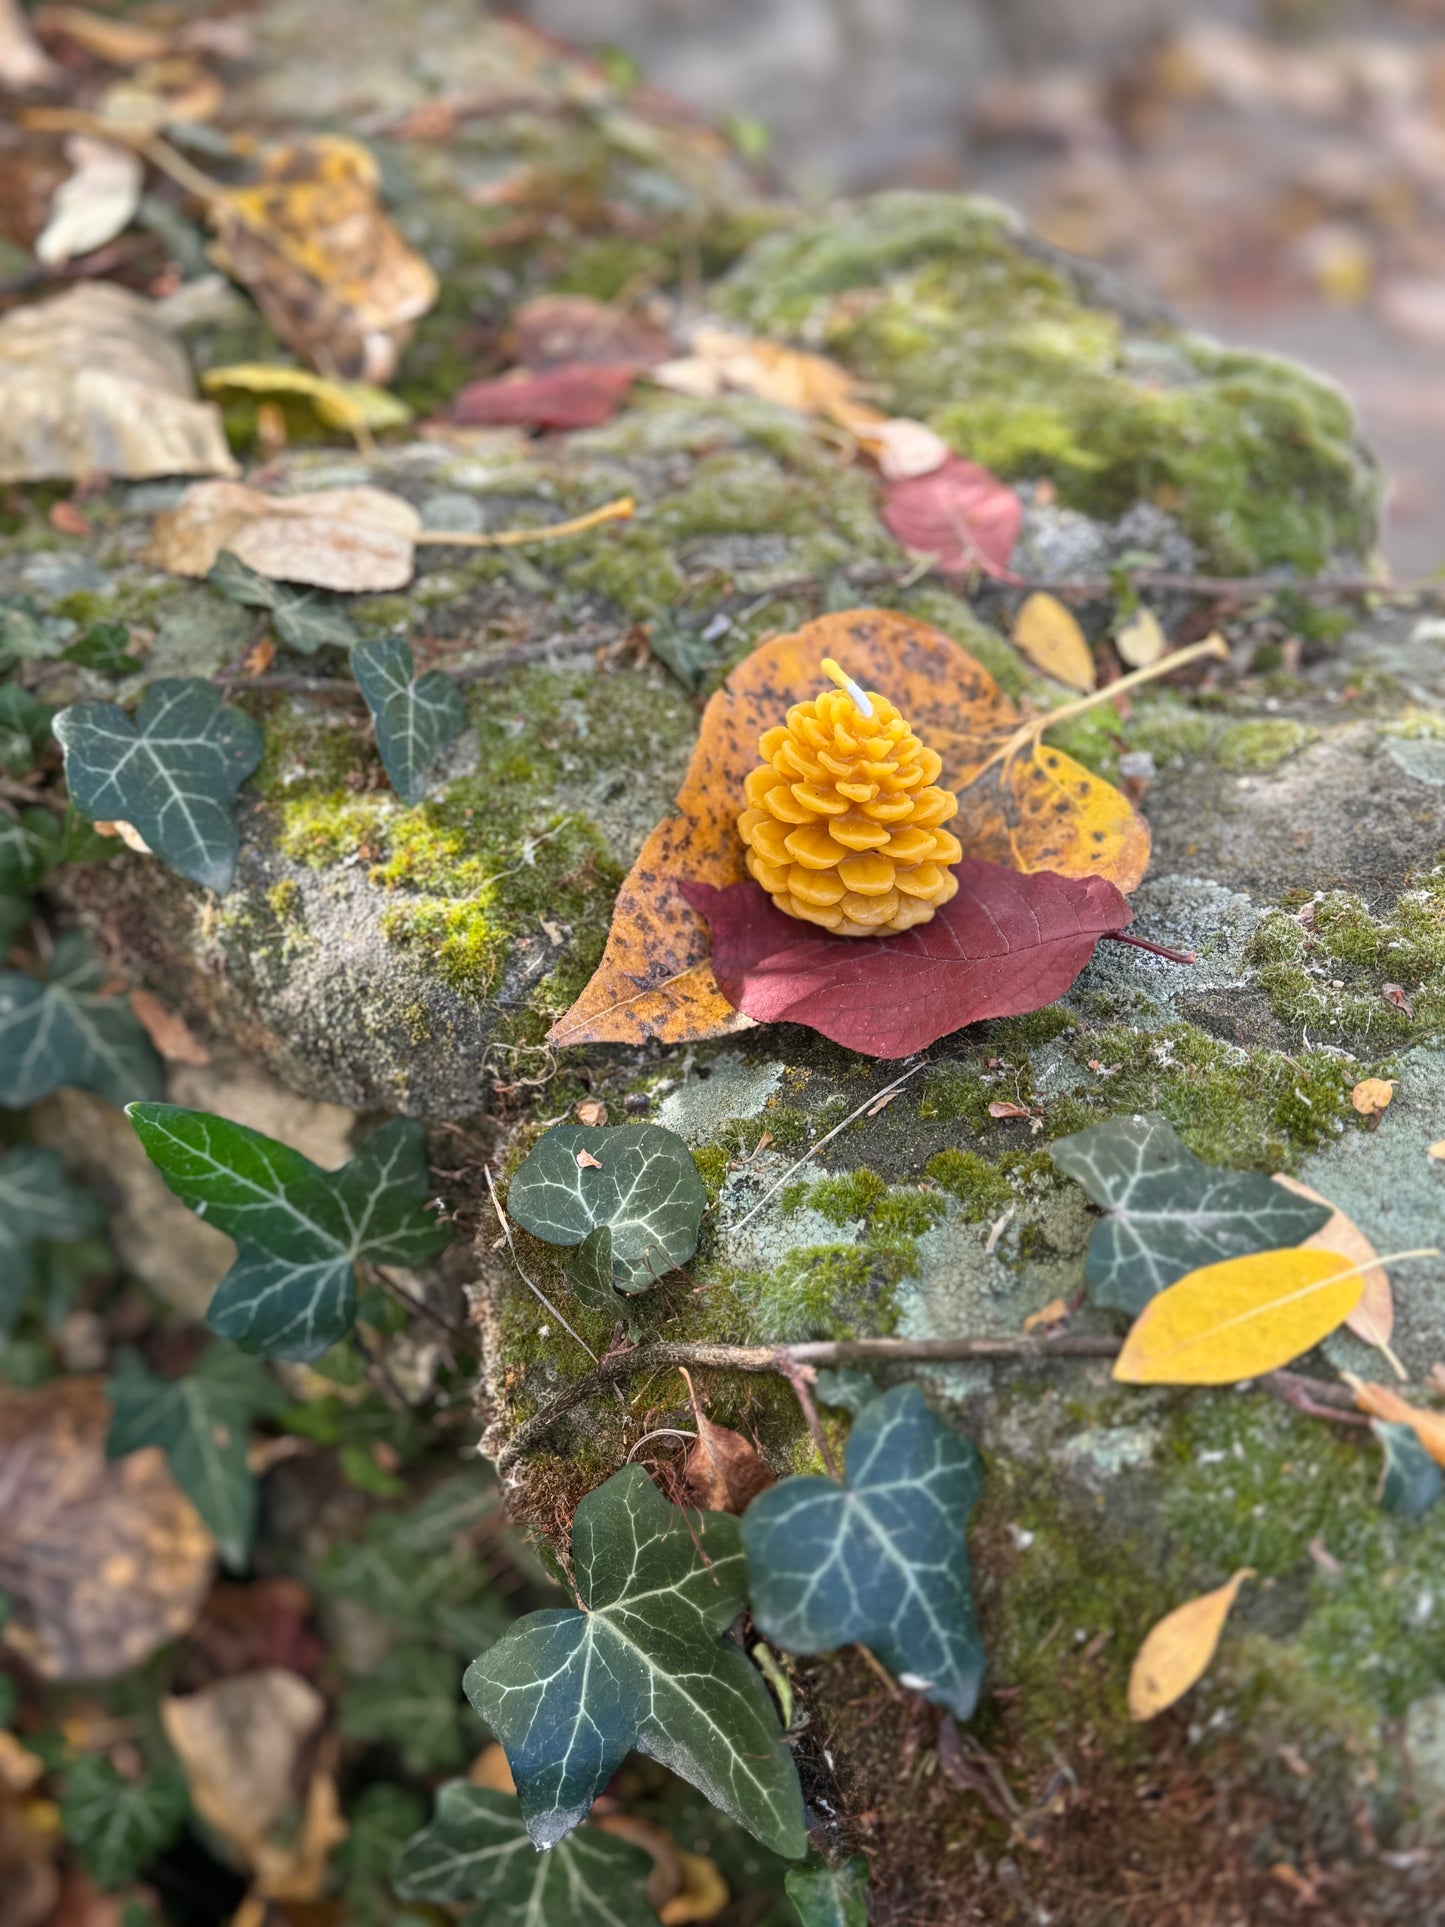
[690,1144,731,1202]
[923,1149,1013,1221]
[277,792,392,868]
[380,896,502,997]
[1248,873,1445,1042]
[1124,697,1217,767]
[266,878,303,925]
[1215,718,1319,773]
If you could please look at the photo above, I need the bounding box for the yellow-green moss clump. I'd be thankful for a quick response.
[1248,870,1445,1042]
[722,193,1380,574]
[1216,718,1319,773]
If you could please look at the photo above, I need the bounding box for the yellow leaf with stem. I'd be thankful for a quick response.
[1128,1570,1254,1721]
[1012,592,1096,692]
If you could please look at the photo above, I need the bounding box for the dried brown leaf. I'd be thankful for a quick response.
[145,480,421,591]
[1351,1077,1396,1116]
[128,988,211,1066]
[1272,1173,1394,1359]
[162,1669,326,1864]
[679,1371,773,1514]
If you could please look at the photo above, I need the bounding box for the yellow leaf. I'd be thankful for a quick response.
[687,327,857,416]
[1427,1138,1445,1162]
[1012,592,1097,692]
[1351,1077,1395,1116]
[1116,607,1167,668]
[1112,1247,1362,1385]
[1345,1377,1445,1468]
[1127,1569,1254,1721]
[1272,1174,1398,1368]
[202,362,411,441]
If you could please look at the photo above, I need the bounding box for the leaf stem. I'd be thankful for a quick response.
[413,497,635,549]
[774,1350,841,1479]
[483,1165,598,1365]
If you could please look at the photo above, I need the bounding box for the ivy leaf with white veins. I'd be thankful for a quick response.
[740,1384,986,1721]
[786,1857,872,1927]
[506,1123,708,1295]
[207,550,358,654]
[0,1146,105,1333]
[0,931,163,1109]
[54,677,265,892]
[395,1782,660,1927]
[465,1465,806,1858]
[59,1754,189,1891]
[106,1346,283,1568]
[126,1104,452,1360]
[352,634,466,805]
[338,1645,466,1774]
[1049,1112,1333,1314]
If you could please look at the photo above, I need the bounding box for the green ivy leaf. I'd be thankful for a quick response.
[395,1782,659,1927]
[334,1782,428,1927]
[0,1146,105,1333]
[64,620,135,674]
[105,1346,283,1568]
[126,1105,451,1360]
[1049,1113,1333,1313]
[1373,1420,1443,1519]
[60,1755,188,1890]
[352,635,466,805]
[0,596,60,665]
[0,686,53,776]
[54,678,265,892]
[338,1645,466,1774]
[506,1124,707,1295]
[0,932,163,1109]
[740,1385,986,1721]
[0,808,57,893]
[320,1474,509,1651]
[785,1856,871,1926]
[465,1464,805,1857]
[208,551,358,654]
[0,887,30,950]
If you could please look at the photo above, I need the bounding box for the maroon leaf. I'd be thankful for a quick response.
[449,362,639,430]
[680,861,1131,1058]
[880,455,1023,582]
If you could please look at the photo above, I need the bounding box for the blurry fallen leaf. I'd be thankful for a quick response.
[1429,1139,1445,1161]
[0,0,60,86]
[1346,1377,1445,1468]
[0,1377,214,1679]
[593,1813,684,1913]
[1012,593,1096,692]
[685,867,1130,1058]
[575,1098,608,1127]
[35,5,170,63]
[0,1786,58,1927]
[685,327,857,416]
[209,137,438,385]
[1113,1248,1361,1385]
[201,363,411,445]
[514,293,672,370]
[47,499,92,537]
[988,1100,1034,1119]
[468,1742,516,1793]
[1372,1419,1442,1519]
[186,1577,322,1680]
[551,609,1152,1048]
[1116,608,1167,668]
[162,1669,326,1861]
[827,400,949,479]
[242,635,276,677]
[128,988,210,1066]
[1382,982,1413,1018]
[0,1733,45,1793]
[1128,1570,1253,1720]
[94,819,152,855]
[880,456,1023,581]
[449,362,640,430]
[35,135,142,267]
[1022,1298,1070,1334]
[1352,1078,1395,1116]
[1272,1174,1398,1369]
[100,55,222,130]
[679,1368,773,1514]
[662,1851,730,1925]
[243,1750,346,1910]
[575,1149,603,1170]
[0,283,236,486]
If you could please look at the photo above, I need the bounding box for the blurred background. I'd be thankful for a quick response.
[520,0,1445,571]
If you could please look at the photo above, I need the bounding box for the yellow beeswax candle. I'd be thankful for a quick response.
[737,657,962,936]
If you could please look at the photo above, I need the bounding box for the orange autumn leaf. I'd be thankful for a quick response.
[549,609,1150,1048]
[1271,1174,1397,1367]
[1351,1077,1395,1116]
[1346,1377,1445,1468]
[1128,1570,1254,1721]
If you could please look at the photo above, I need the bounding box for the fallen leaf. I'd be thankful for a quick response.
[1116,608,1168,668]
[0,1732,45,1792]
[1113,1247,1362,1385]
[0,282,236,486]
[145,480,422,592]
[1372,1419,1443,1518]
[880,456,1023,581]
[242,635,276,677]
[513,293,673,369]
[1127,1570,1253,1720]
[988,1099,1033,1119]
[551,610,1149,1048]
[201,363,411,442]
[1012,593,1096,692]
[0,0,61,86]
[1352,1077,1396,1116]
[679,1369,773,1514]
[209,136,438,385]
[661,1851,731,1925]
[449,362,640,430]
[1382,982,1413,1018]
[827,399,949,478]
[47,499,92,537]
[575,1098,608,1127]
[0,1377,214,1679]
[1272,1174,1394,1360]
[683,864,1130,1059]
[162,1669,326,1862]
[94,818,152,855]
[1429,1139,1445,1162]
[35,4,170,63]
[34,135,142,267]
[1347,1378,1445,1468]
[575,1148,603,1170]
[128,988,211,1066]
[684,327,857,416]
[1022,1298,1070,1334]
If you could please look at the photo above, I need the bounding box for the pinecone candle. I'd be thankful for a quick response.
[738,657,963,936]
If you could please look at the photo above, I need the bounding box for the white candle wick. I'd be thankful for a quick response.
[820,656,874,719]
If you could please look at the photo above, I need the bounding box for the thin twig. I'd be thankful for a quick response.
[365,1262,476,1350]
[776,1350,840,1478]
[412,496,635,549]
[483,1165,598,1363]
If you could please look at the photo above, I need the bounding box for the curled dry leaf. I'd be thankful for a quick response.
[0,283,235,486]
[827,399,950,478]
[128,988,211,1066]
[1128,1570,1254,1721]
[1347,1377,1445,1468]
[679,327,858,416]
[679,1370,774,1515]
[0,1377,214,1680]
[1352,1077,1396,1116]
[550,610,1149,1049]
[209,136,438,385]
[1113,1247,1361,1386]
[1012,592,1096,692]
[146,480,421,592]
[35,134,143,267]
[449,362,639,430]
[880,455,1023,581]
[1272,1174,1395,1363]
[162,1669,327,1863]
[1116,608,1168,668]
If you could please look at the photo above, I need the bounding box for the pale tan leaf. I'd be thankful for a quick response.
[35,136,143,268]
[1012,592,1096,692]
[144,479,421,591]
[35,5,170,63]
[1272,1174,1395,1361]
[1116,607,1167,668]
[162,1670,326,1862]
[128,988,211,1066]
[1351,1077,1396,1116]
[687,327,857,416]
[0,0,61,86]
[1427,1139,1445,1162]
[1128,1569,1253,1720]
